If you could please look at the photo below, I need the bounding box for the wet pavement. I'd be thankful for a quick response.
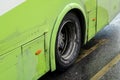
[39,13,120,80]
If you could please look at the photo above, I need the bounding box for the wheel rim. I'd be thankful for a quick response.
[57,20,77,61]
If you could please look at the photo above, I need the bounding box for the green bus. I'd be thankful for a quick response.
[0,0,120,80]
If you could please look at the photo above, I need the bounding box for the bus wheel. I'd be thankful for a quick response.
[55,12,81,71]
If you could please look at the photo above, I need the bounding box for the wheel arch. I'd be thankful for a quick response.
[70,9,86,46]
[49,3,87,71]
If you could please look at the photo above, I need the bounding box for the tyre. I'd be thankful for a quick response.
[55,12,81,71]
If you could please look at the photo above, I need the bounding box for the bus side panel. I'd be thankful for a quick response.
[83,0,97,40]
[0,48,23,80]
[22,35,48,80]
[97,0,120,32]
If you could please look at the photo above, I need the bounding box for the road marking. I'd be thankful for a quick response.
[76,39,108,63]
[90,54,120,80]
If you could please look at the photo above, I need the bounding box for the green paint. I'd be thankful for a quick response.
[97,0,120,32]
[0,0,120,80]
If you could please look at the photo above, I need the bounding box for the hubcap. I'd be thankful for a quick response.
[57,20,77,60]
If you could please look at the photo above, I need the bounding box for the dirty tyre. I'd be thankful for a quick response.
[55,12,81,71]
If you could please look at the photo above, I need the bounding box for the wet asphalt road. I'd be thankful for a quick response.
[39,13,120,80]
